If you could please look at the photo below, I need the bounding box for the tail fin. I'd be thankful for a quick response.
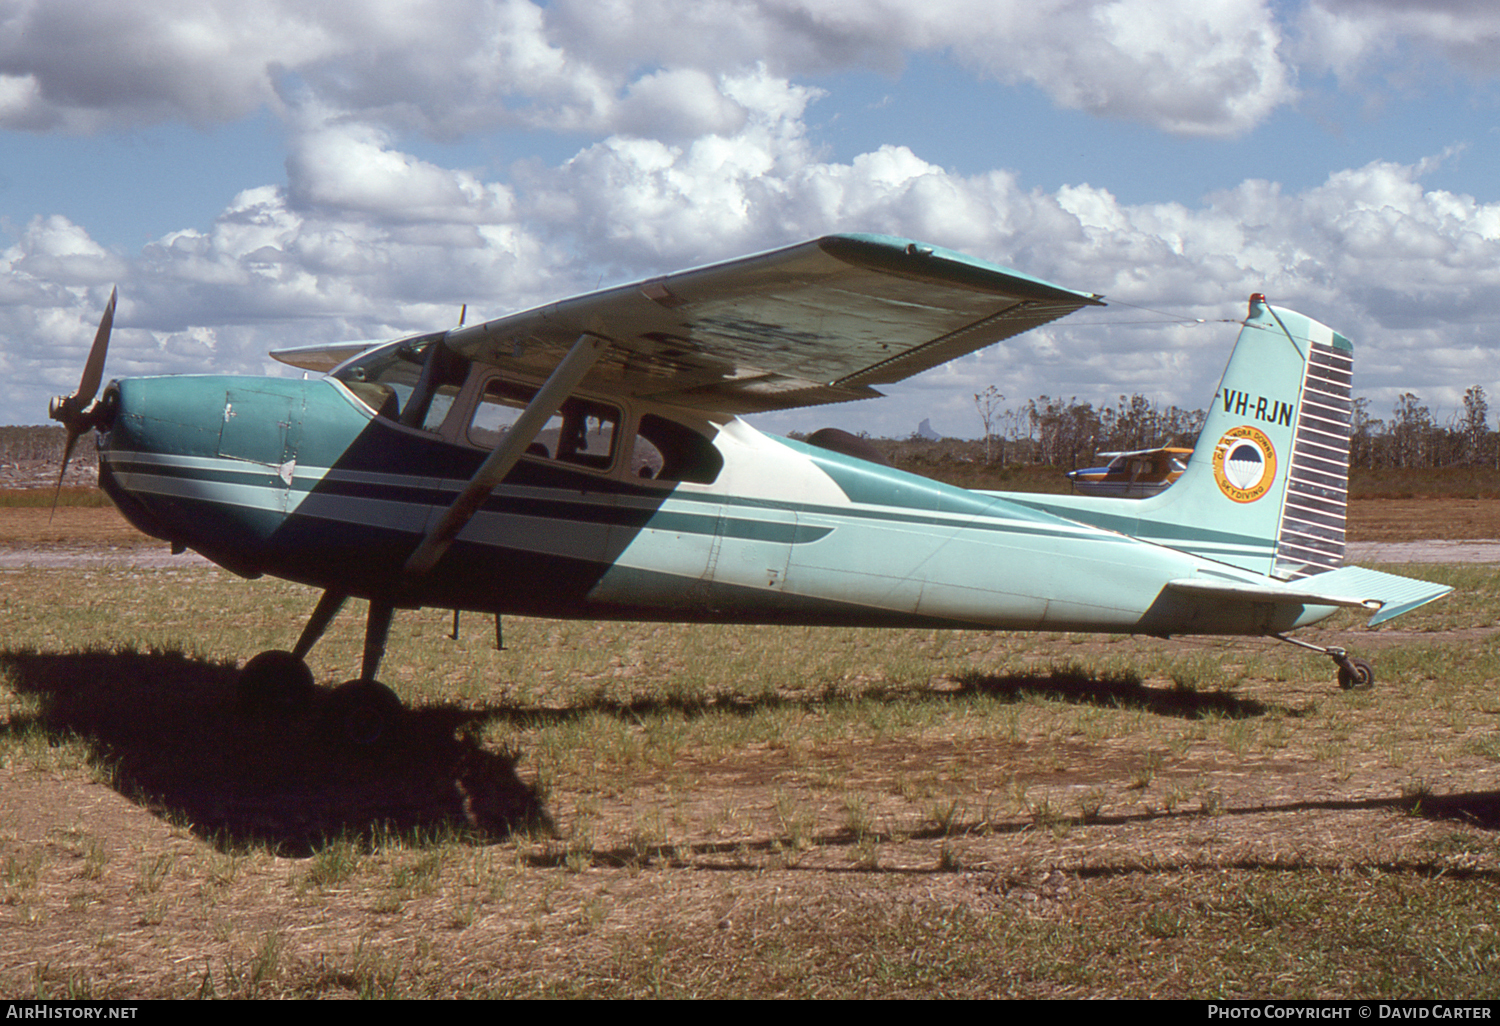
[1137,295,1352,580]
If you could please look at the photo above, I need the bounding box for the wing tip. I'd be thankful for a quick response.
[818,234,1104,306]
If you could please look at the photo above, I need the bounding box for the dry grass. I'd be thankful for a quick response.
[0,542,1497,997]
[1,496,1497,997]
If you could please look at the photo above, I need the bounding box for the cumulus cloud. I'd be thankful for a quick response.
[946,0,1295,137]
[11,67,1500,433]
[1,0,1304,141]
[0,0,332,131]
[1296,0,1500,80]
[614,69,750,142]
[5,0,1500,431]
[9,0,1500,153]
[284,113,517,223]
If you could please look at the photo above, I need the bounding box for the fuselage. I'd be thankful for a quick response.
[95,371,1335,636]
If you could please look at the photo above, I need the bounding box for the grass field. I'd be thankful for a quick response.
[1,552,1497,998]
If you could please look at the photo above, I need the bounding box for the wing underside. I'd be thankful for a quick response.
[276,235,1102,417]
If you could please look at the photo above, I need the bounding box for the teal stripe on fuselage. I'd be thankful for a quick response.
[773,434,1069,523]
[993,492,1276,565]
[105,442,1130,550]
[104,450,830,546]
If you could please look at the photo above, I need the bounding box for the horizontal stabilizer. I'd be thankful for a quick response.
[1166,566,1452,626]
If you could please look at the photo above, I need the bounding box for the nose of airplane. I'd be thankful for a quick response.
[91,376,182,546]
[97,373,334,569]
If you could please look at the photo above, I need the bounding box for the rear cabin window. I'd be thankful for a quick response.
[632,414,723,485]
[469,379,618,470]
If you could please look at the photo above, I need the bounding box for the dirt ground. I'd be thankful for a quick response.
[1347,498,1500,541]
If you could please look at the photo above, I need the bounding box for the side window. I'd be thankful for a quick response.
[631,433,665,480]
[635,414,723,484]
[470,384,526,449]
[468,379,619,471]
[423,385,460,433]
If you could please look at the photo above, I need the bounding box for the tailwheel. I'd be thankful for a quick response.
[236,650,315,715]
[1336,656,1375,692]
[324,679,405,746]
[1273,634,1375,692]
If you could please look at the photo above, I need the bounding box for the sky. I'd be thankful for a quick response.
[3,0,1500,440]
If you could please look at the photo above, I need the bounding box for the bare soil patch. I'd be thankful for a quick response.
[1348,498,1500,541]
[0,506,158,550]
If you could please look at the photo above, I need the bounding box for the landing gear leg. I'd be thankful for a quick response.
[293,590,348,661]
[358,597,393,681]
[1274,633,1375,691]
[236,589,349,714]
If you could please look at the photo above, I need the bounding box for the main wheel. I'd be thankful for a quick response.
[1337,657,1375,691]
[324,679,404,746]
[236,650,315,715]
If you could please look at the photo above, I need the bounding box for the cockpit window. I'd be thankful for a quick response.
[332,335,439,418]
[470,379,618,470]
[334,337,471,435]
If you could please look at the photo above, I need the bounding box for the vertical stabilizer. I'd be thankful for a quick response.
[1135,296,1353,578]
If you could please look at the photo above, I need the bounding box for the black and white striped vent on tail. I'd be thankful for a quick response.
[1273,340,1353,580]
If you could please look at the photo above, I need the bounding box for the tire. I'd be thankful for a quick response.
[1337,658,1375,691]
[236,650,315,715]
[324,679,405,746]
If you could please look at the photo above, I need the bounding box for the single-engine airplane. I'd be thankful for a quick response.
[49,234,1450,741]
[1066,447,1193,497]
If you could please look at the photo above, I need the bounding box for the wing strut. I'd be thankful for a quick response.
[403,332,611,575]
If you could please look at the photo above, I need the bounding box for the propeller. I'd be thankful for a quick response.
[48,287,117,516]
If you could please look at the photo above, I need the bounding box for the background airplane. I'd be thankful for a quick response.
[1066,447,1193,497]
[48,234,1451,742]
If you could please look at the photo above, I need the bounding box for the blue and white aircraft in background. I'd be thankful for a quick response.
[50,235,1450,740]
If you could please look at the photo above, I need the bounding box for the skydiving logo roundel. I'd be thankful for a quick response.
[1212,425,1277,503]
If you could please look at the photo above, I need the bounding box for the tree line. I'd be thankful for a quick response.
[1,384,1494,473]
[969,385,1497,470]
[0,425,96,463]
[1352,386,1496,470]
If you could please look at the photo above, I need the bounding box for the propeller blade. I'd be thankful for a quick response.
[48,430,80,522]
[47,288,117,522]
[75,287,117,407]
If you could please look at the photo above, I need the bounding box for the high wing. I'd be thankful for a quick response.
[1091,447,1193,461]
[273,234,1103,416]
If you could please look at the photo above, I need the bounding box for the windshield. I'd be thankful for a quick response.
[330,335,444,418]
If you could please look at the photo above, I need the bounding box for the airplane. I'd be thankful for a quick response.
[1066,447,1193,497]
[48,233,1451,743]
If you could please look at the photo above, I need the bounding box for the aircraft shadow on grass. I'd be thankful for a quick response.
[950,668,1288,720]
[537,785,1500,874]
[0,646,550,854]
